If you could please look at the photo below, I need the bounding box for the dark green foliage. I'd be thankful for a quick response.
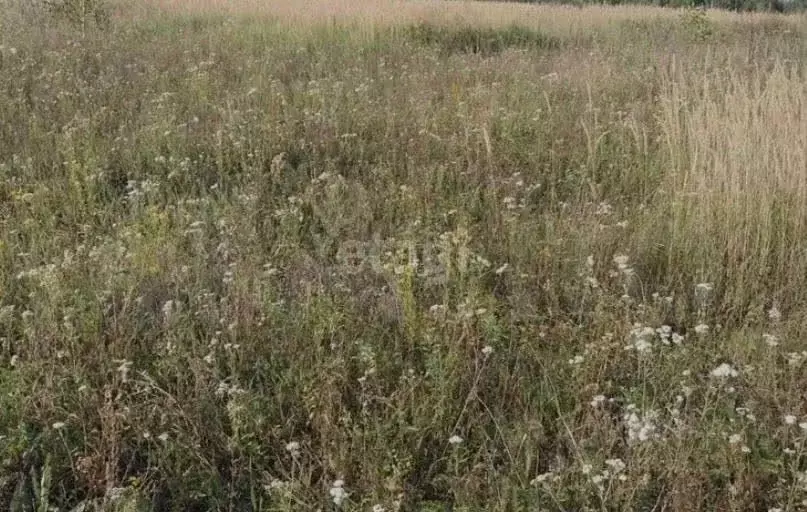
[41,0,109,28]
[501,0,806,10]
[403,23,560,56]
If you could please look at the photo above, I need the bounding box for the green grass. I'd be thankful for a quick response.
[2,3,807,511]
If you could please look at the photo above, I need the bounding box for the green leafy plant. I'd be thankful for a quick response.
[680,7,714,41]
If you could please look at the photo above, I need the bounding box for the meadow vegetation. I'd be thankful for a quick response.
[2,0,807,510]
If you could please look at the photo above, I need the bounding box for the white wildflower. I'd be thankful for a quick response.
[596,202,613,215]
[264,479,287,492]
[158,432,169,442]
[762,334,779,347]
[215,382,230,397]
[768,305,782,322]
[613,254,634,276]
[590,395,607,408]
[636,325,655,338]
[481,345,494,357]
[623,407,658,444]
[695,282,714,293]
[613,254,630,267]
[605,458,626,473]
[569,355,585,365]
[429,304,447,316]
[672,333,685,345]
[372,505,387,512]
[285,441,301,457]
[787,352,807,366]
[161,300,179,320]
[106,487,127,502]
[448,435,464,445]
[52,422,66,430]
[627,325,655,353]
[530,472,554,485]
[728,433,742,445]
[657,325,672,344]
[710,363,738,378]
[117,360,133,382]
[785,415,797,425]
[694,323,709,335]
[223,270,234,285]
[329,480,348,506]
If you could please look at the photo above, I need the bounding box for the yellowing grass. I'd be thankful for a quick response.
[657,60,807,306]
[128,0,799,35]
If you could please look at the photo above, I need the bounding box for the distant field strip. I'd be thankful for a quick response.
[129,0,799,31]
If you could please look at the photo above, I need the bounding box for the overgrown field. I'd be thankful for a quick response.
[2,1,807,510]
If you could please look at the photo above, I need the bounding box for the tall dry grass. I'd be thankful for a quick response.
[653,57,807,318]
[126,0,803,37]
